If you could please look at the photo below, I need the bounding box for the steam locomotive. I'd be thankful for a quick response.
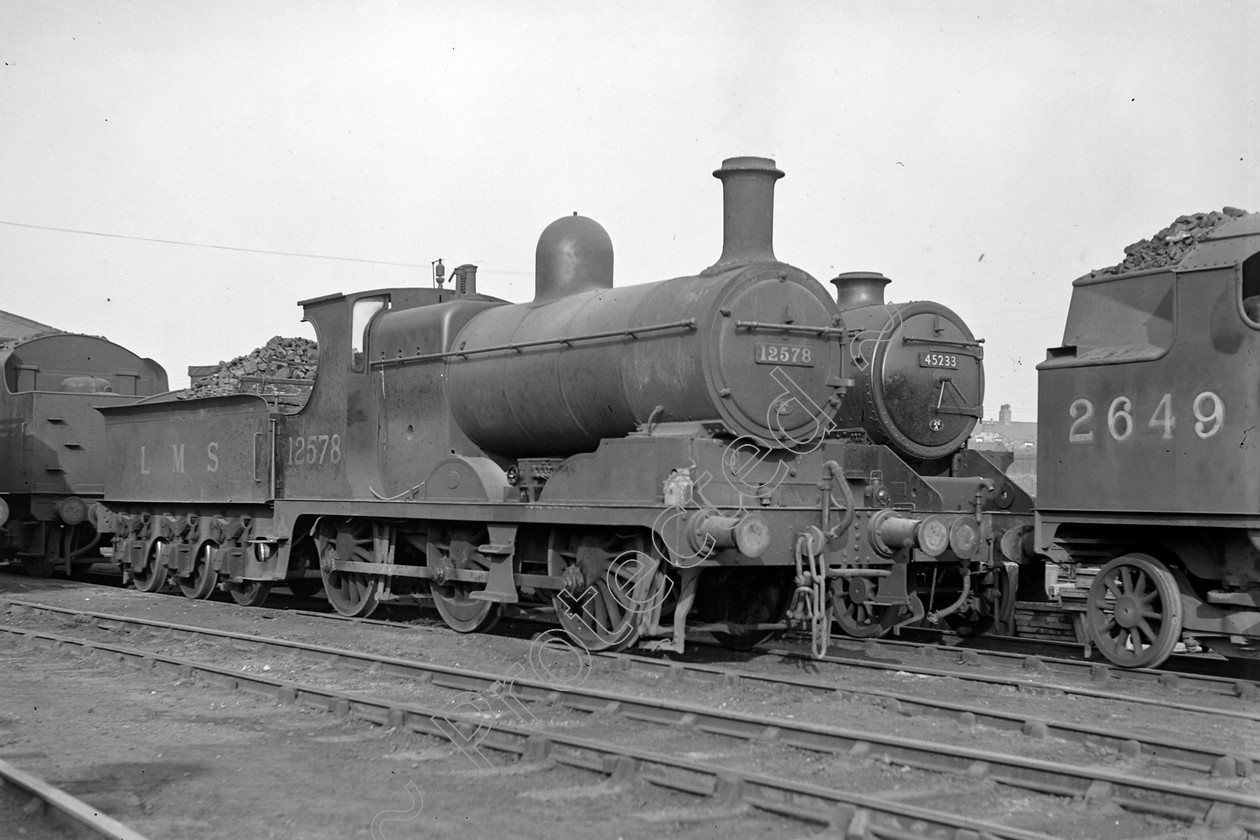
[0,334,167,576]
[87,156,1035,656]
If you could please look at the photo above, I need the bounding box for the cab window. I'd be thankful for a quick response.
[351,296,388,372]
[1241,253,1260,325]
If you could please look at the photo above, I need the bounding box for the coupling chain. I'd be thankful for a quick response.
[790,526,830,659]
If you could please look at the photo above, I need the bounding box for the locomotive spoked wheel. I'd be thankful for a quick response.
[831,574,898,639]
[178,541,219,600]
[131,538,169,594]
[428,527,500,633]
[1086,553,1184,669]
[319,520,382,618]
[227,580,273,607]
[552,532,661,651]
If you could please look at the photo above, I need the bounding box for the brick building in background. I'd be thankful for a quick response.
[970,403,1037,496]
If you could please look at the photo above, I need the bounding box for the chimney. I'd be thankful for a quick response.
[703,156,784,275]
[831,272,891,309]
[999,404,1012,425]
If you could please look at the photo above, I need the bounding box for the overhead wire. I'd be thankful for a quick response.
[1,218,543,279]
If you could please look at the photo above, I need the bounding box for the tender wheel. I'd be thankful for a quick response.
[227,580,272,607]
[132,538,169,593]
[428,526,499,633]
[178,541,219,600]
[1087,553,1183,669]
[319,520,382,618]
[832,574,898,638]
[551,531,661,651]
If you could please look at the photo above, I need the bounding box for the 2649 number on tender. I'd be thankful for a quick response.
[1067,391,1225,444]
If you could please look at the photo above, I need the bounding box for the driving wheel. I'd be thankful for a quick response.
[319,519,383,618]
[428,526,500,633]
[551,531,662,651]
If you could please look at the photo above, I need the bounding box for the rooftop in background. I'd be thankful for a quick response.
[0,309,60,343]
[971,403,1037,449]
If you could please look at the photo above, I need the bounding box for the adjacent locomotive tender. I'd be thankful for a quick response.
[94,156,1034,657]
[1037,211,1260,668]
[0,334,167,576]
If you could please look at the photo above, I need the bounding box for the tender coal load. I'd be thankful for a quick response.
[183,335,317,406]
[1083,207,1248,278]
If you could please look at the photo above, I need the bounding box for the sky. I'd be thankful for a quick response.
[1,0,1256,421]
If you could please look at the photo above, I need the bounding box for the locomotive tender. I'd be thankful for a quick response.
[94,157,1034,656]
[1038,211,1260,667]
[0,334,167,577]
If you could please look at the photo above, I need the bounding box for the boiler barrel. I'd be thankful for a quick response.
[446,266,844,457]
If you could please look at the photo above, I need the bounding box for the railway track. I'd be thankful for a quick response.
[0,756,151,840]
[1,620,1059,840]
[12,597,1255,779]
[278,597,1260,723]
[5,597,1259,836]
[14,566,1257,696]
[779,633,1260,702]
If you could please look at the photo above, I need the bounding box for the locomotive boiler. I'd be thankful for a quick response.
[94,156,1033,657]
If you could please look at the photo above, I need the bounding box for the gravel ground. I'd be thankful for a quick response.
[2,571,1257,839]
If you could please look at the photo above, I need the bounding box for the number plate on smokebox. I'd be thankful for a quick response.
[918,351,958,369]
[754,343,815,367]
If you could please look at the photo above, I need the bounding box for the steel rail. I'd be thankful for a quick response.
[17,596,1249,780]
[0,757,152,840]
[13,598,1253,777]
[0,624,1060,840]
[286,600,1260,723]
[286,593,1260,705]
[43,571,1260,702]
[754,640,1260,723]
[777,632,1260,701]
[589,651,1259,778]
[5,601,1259,830]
